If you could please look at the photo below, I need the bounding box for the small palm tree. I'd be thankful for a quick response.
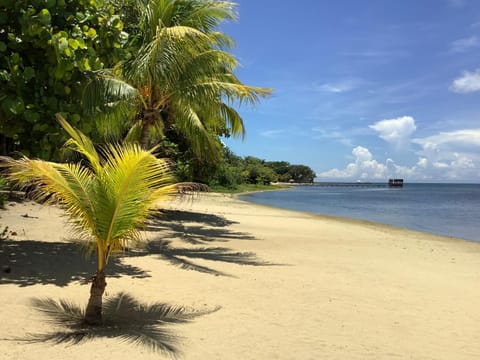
[1,116,179,325]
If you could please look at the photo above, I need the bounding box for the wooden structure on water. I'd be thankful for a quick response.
[388,179,404,187]
[309,179,405,188]
[313,182,384,187]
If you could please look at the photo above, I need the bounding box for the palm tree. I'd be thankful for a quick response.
[84,0,271,160]
[1,116,179,325]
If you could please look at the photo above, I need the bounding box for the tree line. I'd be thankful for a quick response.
[206,148,316,189]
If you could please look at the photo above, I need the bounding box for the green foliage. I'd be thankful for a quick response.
[209,183,284,194]
[0,0,129,159]
[244,162,278,185]
[281,164,316,183]
[202,146,315,190]
[1,117,177,270]
[83,0,271,161]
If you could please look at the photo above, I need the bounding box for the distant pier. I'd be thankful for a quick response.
[313,182,387,187]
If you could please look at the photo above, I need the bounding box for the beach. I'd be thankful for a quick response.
[1,193,480,359]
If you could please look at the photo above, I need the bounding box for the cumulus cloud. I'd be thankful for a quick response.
[410,129,480,179]
[450,69,480,93]
[412,129,480,152]
[317,128,480,181]
[369,116,416,148]
[317,146,387,180]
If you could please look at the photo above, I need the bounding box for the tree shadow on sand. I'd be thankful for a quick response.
[140,209,278,276]
[22,292,218,356]
[1,209,280,285]
[144,209,256,244]
[0,240,149,287]
[140,239,273,277]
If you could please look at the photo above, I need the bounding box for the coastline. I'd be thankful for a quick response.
[238,192,478,244]
[2,194,480,359]
[239,184,480,242]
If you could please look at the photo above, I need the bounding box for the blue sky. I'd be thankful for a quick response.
[221,0,480,182]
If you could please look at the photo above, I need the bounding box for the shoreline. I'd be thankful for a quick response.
[238,194,477,244]
[2,194,480,359]
[238,186,480,243]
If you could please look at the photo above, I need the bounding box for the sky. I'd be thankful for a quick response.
[221,0,480,183]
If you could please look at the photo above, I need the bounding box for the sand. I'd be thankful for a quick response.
[1,193,480,359]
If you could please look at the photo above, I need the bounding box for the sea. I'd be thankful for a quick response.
[240,183,480,242]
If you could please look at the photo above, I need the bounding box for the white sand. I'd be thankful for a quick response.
[1,193,480,359]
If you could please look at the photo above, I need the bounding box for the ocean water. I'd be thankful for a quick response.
[240,183,480,242]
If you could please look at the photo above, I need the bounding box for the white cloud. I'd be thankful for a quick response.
[410,129,480,179]
[450,69,480,93]
[412,129,480,151]
[369,116,416,148]
[449,36,480,53]
[317,146,387,180]
[317,128,480,181]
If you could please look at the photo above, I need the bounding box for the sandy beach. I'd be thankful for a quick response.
[1,193,480,359]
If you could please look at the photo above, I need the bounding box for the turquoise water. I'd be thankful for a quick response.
[240,183,480,242]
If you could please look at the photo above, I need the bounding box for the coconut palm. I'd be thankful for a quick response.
[1,115,179,325]
[84,0,271,159]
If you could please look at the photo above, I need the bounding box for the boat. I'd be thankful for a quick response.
[388,178,404,187]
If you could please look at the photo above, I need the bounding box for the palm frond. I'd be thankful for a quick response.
[219,103,245,138]
[92,143,176,258]
[82,75,142,141]
[57,115,101,173]
[208,31,236,50]
[124,120,144,143]
[178,1,238,32]
[0,157,97,239]
[172,106,221,161]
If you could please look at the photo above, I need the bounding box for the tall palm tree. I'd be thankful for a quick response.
[1,115,179,325]
[84,0,271,159]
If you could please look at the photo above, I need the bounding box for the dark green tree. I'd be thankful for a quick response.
[0,0,128,159]
[286,164,316,183]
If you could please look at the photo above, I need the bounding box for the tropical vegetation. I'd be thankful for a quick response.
[1,117,179,325]
[83,0,271,162]
[206,148,316,190]
[0,0,128,159]
[0,0,317,334]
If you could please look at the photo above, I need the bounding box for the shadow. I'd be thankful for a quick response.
[22,292,219,356]
[1,209,280,286]
[141,210,276,276]
[156,209,238,227]
[145,210,255,244]
[0,240,149,287]
[141,240,273,276]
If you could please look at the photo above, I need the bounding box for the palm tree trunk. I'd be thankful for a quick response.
[139,123,151,149]
[84,270,107,325]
